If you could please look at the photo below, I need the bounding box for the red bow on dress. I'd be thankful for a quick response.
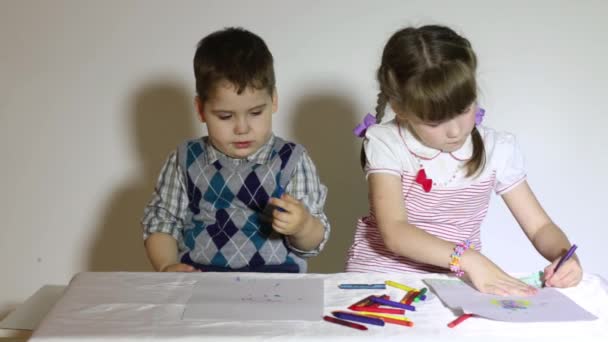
[416,169,432,192]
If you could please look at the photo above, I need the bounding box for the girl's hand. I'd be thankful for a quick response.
[160,263,198,272]
[543,257,582,288]
[462,250,538,296]
[268,194,313,236]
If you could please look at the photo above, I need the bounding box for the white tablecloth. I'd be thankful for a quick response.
[31,272,608,341]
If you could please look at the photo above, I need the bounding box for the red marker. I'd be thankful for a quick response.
[349,305,405,315]
[447,313,474,328]
[323,315,368,330]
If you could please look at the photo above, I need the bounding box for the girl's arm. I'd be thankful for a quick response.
[370,173,535,295]
[501,180,582,287]
[370,173,459,266]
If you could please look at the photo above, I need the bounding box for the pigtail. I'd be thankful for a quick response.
[465,126,486,177]
[359,92,389,169]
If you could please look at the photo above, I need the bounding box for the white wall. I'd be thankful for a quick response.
[1,0,606,316]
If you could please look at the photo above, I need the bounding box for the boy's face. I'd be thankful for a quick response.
[196,81,277,159]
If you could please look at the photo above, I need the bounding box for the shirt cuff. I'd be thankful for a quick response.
[284,213,331,257]
[142,222,182,241]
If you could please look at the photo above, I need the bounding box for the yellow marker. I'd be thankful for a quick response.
[358,312,410,321]
[385,280,418,292]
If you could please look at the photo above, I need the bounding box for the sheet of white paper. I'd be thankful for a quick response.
[424,278,597,322]
[183,276,323,321]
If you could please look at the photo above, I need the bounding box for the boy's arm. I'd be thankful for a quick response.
[141,151,191,271]
[145,233,194,272]
[274,151,330,256]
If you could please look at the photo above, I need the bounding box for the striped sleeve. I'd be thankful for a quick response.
[141,151,189,241]
[284,150,330,257]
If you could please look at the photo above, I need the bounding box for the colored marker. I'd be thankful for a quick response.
[544,244,577,287]
[349,305,405,315]
[415,287,428,301]
[385,280,418,292]
[400,290,419,305]
[351,295,375,307]
[553,244,578,274]
[370,296,416,311]
[447,313,474,328]
[357,312,409,321]
[332,311,385,326]
[339,283,386,290]
[323,315,368,331]
[274,185,286,212]
[359,313,414,327]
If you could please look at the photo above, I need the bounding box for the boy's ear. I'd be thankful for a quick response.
[271,88,278,114]
[194,96,206,123]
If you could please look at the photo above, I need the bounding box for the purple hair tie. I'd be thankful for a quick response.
[475,107,485,125]
[353,113,377,137]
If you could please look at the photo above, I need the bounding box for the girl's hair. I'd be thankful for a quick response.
[361,25,485,177]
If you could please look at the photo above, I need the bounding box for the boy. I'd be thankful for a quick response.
[141,27,330,273]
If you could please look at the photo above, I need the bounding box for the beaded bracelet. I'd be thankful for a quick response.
[449,240,474,277]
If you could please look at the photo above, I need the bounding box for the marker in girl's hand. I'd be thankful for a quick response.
[544,244,577,287]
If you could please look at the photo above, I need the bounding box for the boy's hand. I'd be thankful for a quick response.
[160,263,199,272]
[543,256,582,288]
[268,194,313,237]
[462,249,538,296]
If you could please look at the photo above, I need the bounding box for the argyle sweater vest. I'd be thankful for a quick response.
[176,136,307,272]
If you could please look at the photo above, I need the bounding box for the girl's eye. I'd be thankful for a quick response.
[251,111,263,116]
[218,114,232,120]
[425,122,441,128]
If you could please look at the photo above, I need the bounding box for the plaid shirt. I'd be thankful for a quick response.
[142,135,330,256]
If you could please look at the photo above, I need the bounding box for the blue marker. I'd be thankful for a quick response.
[370,296,416,311]
[274,185,286,212]
[276,185,285,197]
[338,283,386,290]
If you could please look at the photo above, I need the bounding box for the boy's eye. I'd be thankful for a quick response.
[218,114,232,120]
[250,111,263,116]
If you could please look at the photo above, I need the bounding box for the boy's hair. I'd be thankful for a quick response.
[363,25,485,177]
[193,27,275,102]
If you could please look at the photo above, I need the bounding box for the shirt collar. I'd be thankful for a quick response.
[399,123,473,161]
[204,135,276,165]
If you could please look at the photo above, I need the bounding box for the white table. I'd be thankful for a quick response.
[31,272,608,341]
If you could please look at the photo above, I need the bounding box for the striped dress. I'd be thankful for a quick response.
[346,119,526,273]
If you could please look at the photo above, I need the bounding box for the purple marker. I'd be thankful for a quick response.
[332,311,385,326]
[553,244,578,274]
[370,296,416,311]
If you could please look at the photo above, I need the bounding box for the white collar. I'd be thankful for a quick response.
[399,123,473,161]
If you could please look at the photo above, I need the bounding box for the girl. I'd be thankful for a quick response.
[346,25,582,295]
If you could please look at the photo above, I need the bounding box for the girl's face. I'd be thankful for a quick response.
[405,104,477,153]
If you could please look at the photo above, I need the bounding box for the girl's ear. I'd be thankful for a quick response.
[194,96,206,123]
[271,88,278,114]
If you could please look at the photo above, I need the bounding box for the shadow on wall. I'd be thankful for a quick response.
[87,78,198,272]
[290,93,368,273]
